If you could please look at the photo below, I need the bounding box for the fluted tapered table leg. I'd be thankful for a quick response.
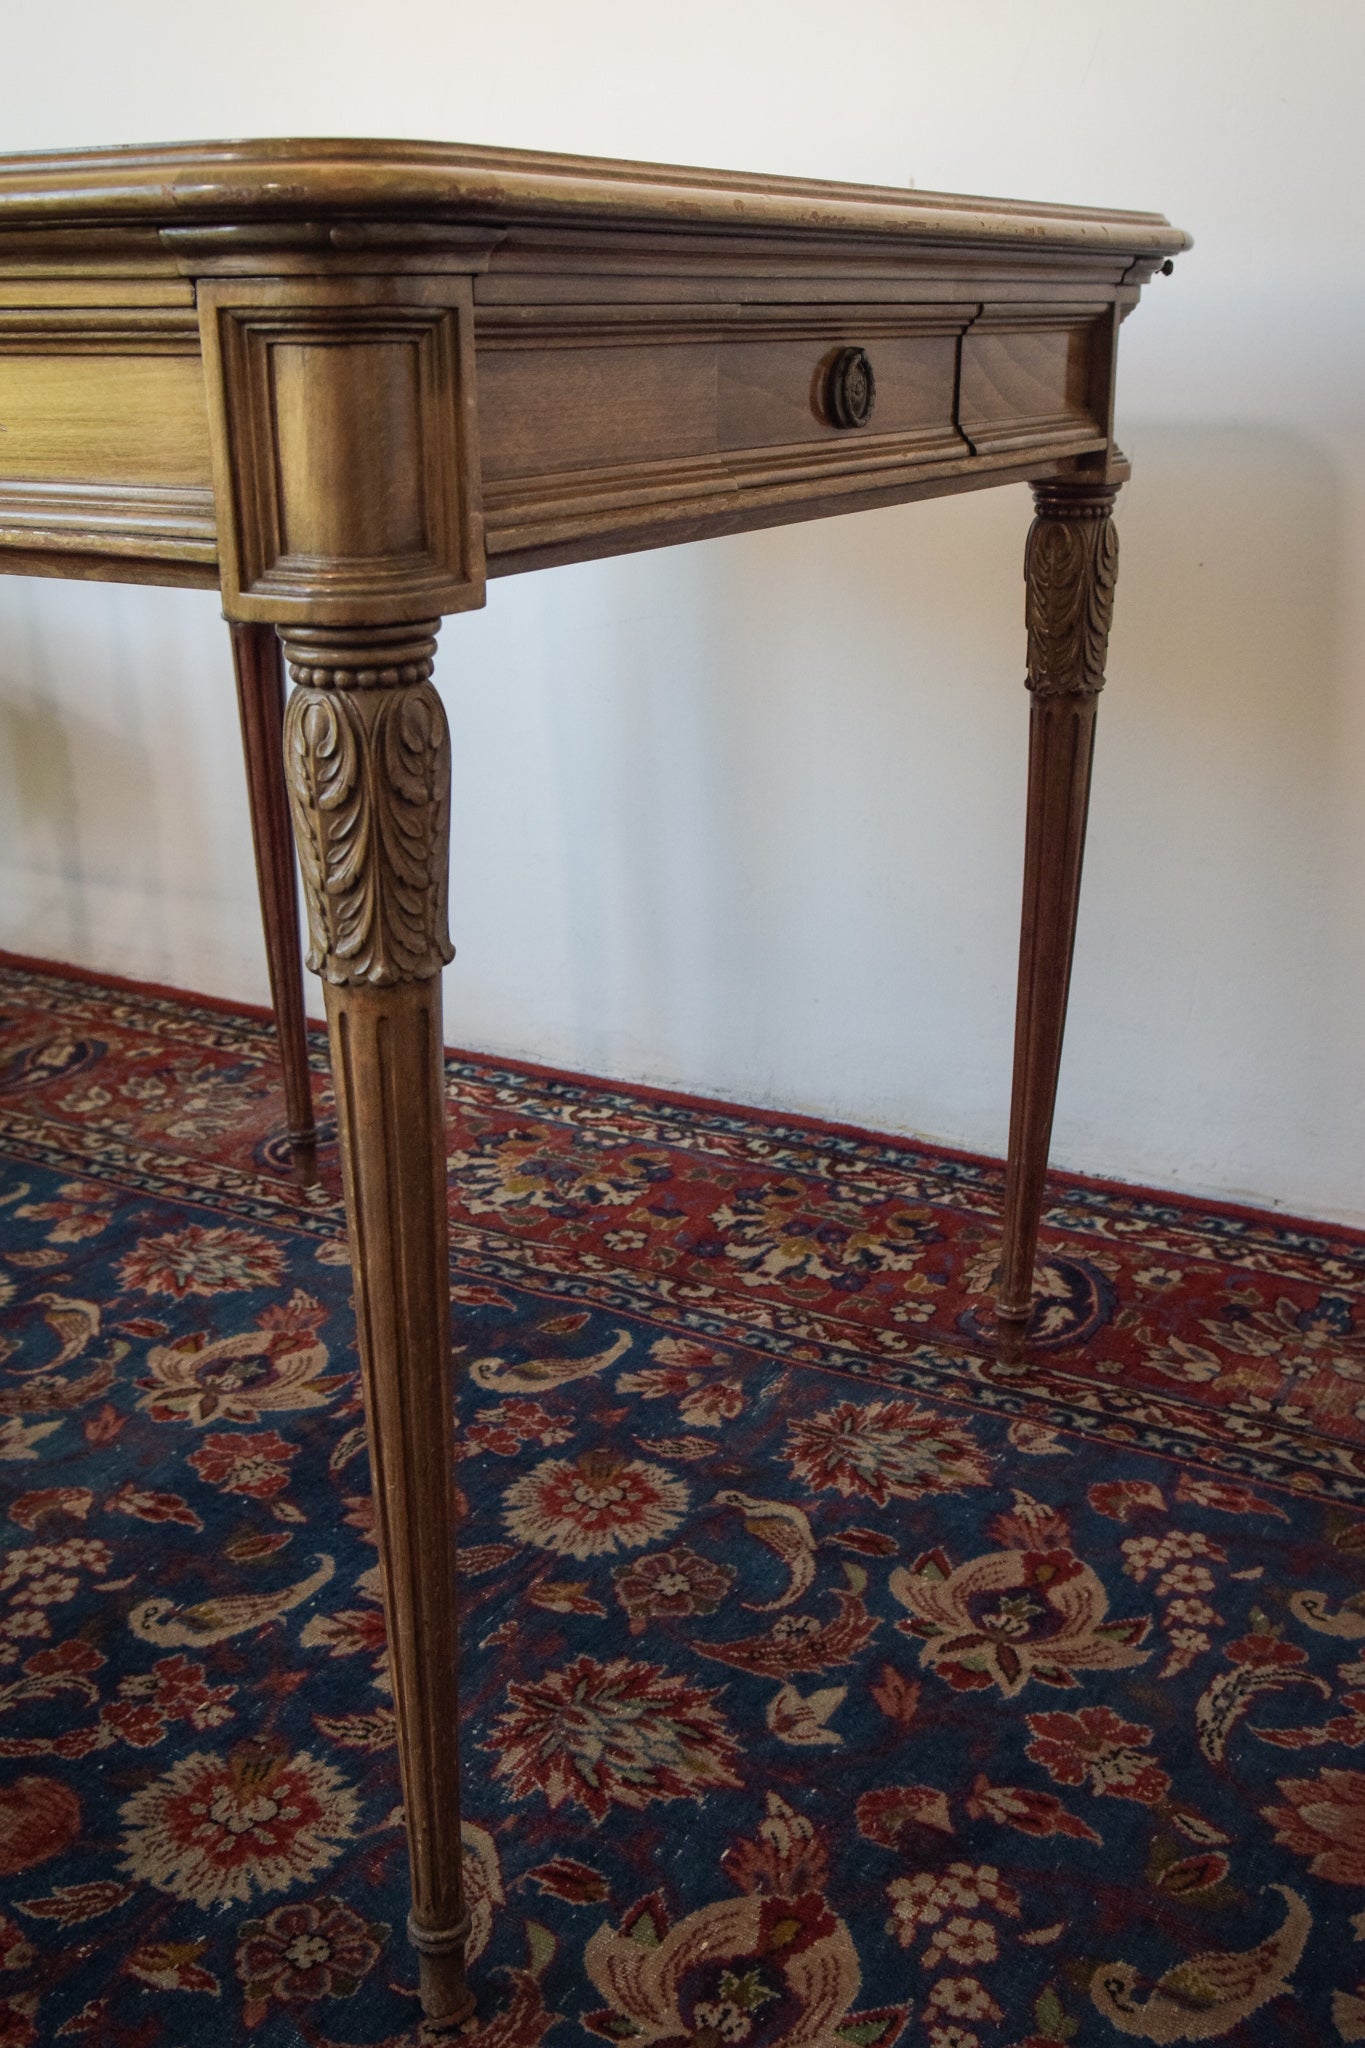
[280,620,471,2026]
[230,621,318,1184]
[997,480,1121,1358]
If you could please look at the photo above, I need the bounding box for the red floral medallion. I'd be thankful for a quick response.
[783,1400,990,1505]
[1264,1767,1365,1884]
[118,1742,358,1907]
[0,1777,80,1876]
[489,1655,743,1821]
[503,1452,688,1559]
[118,1225,283,1299]
[188,1430,298,1500]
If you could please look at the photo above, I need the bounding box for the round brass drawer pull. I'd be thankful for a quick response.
[827,346,876,429]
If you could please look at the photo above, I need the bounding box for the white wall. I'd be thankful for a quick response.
[1,1,1362,1226]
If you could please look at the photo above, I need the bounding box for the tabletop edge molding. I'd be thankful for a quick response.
[0,139,1192,257]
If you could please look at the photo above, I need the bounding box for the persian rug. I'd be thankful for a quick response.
[0,954,1363,2048]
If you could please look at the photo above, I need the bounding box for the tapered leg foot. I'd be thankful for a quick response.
[997,480,1120,1356]
[411,1912,476,2029]
[282,623,470,2022]
[230,622,319,1184]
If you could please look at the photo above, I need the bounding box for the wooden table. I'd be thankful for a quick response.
[0,140,1187,2023]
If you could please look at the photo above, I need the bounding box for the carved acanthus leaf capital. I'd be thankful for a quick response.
[1024,482,1120,699]
[282,624,454,987]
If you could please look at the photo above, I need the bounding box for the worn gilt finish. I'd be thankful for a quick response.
[0,138,1187,2024]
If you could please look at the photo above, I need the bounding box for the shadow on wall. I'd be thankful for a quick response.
[0,646,93,964]
[515,475,1032,1117]
[500,417,1362,1223]
[1057,418,1359,1211]
[689,480,1030,1079]
[2,415,1355,1217]
[0,579,190,975]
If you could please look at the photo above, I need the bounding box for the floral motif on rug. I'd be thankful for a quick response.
[0,959,1363,2046]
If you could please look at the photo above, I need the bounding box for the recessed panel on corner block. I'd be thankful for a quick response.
[197,273,485,627]
[270,339,428,561]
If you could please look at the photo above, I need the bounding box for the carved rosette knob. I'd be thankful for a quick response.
[280,623,455,988]
[826,346,876,429]
[1024,483,1120,698]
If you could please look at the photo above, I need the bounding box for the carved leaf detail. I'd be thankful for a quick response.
[285,680,454,987]
[1025,509,1119,698]
[375,685,454,982]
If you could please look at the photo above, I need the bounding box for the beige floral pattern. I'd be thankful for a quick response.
[585,1889,905,2046]
[890,1545,1150,1696]
[136,1293,342,1426]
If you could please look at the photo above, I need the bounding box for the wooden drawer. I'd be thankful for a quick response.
[477,306,968,477]
[0,305,216,573]
[476,299,1114,572]
[959,306,1106,457]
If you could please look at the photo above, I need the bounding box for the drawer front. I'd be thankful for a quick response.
[477,311,966,480]
[0,307,210,488]
[0,308,217,574]
[959,307,1106,457]
[476,299,1114,571]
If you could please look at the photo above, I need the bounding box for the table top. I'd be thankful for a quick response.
[0,137,1189,262]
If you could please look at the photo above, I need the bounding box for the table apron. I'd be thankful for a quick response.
[0,291,1121,587]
